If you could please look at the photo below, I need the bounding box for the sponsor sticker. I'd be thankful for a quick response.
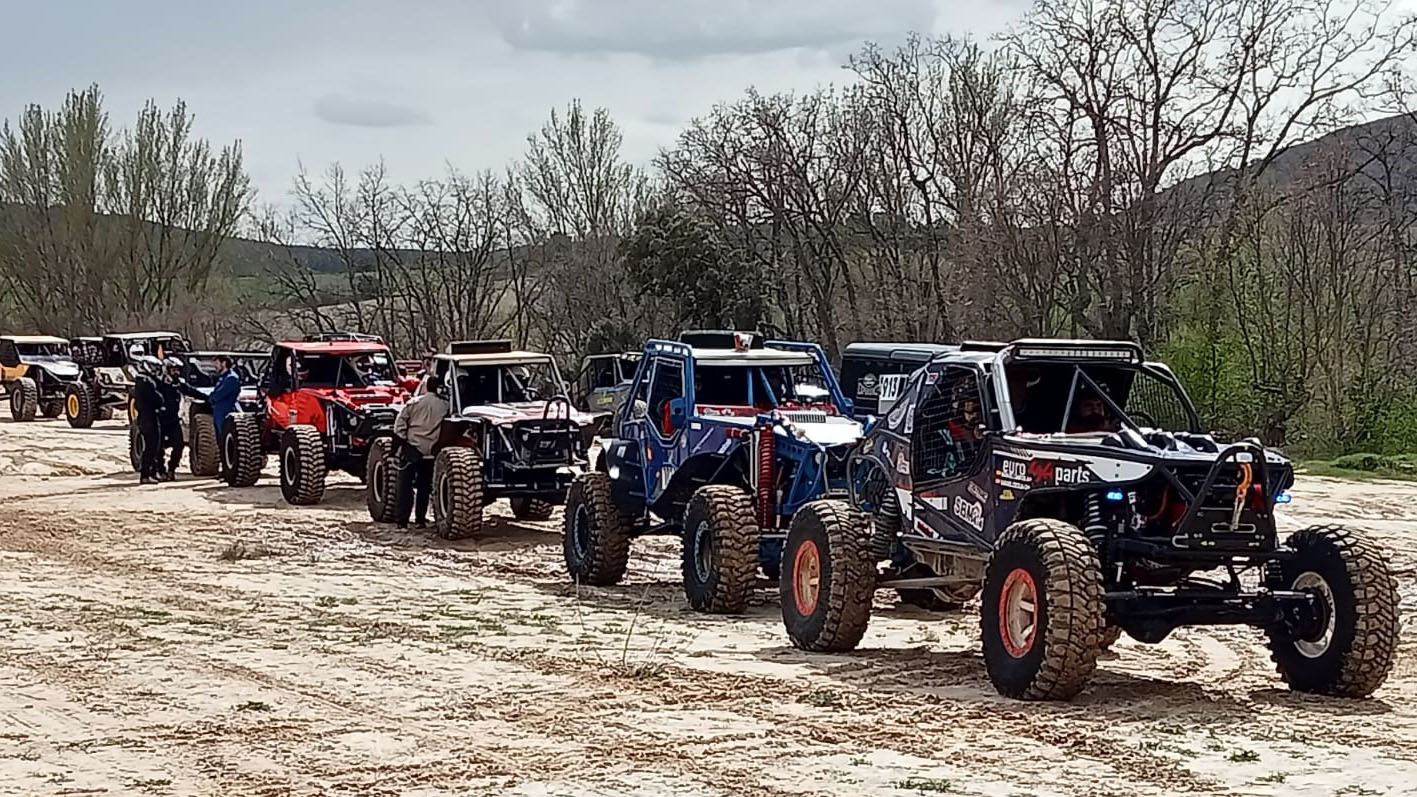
[894,448,909,475]
[1028,459,1094,486]
[967,481,988,503]
[858,373,879,397]
[953,495,984,532]
[996,455,1031,491]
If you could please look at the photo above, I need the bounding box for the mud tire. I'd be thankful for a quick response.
[189,412,220,477]
[681,485,759,614]
[432,447,484,540]
[1267,525,1399,698]
[128,424,144,473]
[781,500,877,652]
[42,399,63,418]
[365,438,400,523]
[562,472,633,586]
[222,413,265,487]
[279,425,326,505]
[510,496,555,521]
[981,518,1105,701]
[9,377,38,421]
[64,383,96,428]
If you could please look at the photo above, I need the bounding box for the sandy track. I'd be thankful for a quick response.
[0,417,1413,796]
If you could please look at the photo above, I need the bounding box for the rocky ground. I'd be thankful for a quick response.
[0,416,1413,796]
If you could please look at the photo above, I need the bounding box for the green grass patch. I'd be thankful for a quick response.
[1300,453,1417,481]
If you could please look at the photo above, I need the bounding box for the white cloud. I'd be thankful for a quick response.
[313,94,431,128]
[493,0,939,59]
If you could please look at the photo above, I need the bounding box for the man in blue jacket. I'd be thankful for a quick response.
[204,355,243,478]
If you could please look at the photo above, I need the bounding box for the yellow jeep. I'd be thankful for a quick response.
[1,335,81,421]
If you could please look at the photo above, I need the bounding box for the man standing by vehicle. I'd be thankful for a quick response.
[132,356,165,484]
[200,354,243,480]
[156,358,187,481]
[391,373,448,529]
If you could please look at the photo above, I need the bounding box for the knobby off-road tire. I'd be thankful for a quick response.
[98,405,115,422]
[279,425,327,505]
[222,413,266,487]
[42,398,64,418]
[128,424,144,473]
[562,472,632,586]
[364,438,400,523]
[65,383,96,428]
[433,447,484,540]
[510,496,555,521]
[981,518,1105,701]
[189,412,220,477]
[9,377,38,422]
[1267,525,1399,698]
[781,500,877,652]
[682,485,759,614]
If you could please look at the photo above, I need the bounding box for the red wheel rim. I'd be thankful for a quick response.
[792,540,822,616]
[998,568,1038,657]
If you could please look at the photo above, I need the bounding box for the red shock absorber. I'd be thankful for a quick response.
[757,425,775,529]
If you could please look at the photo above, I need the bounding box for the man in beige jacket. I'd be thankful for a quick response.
[392,373,449,529]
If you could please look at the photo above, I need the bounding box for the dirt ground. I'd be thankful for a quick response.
[0,417,1413,796]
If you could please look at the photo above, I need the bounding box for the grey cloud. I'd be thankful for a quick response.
[313,94,432,128]
[493,0,938,60]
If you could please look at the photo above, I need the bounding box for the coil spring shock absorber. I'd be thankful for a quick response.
[1083,492,1107,549]
[756,425,775,529]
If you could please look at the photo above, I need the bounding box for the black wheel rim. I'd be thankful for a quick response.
[438,471,451,517]
[372,460,384,504]
[282,446,297,485]
[572,503,592,559]
[693,518,714,583]
[223,431,236,469]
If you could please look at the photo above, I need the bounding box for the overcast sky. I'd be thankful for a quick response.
[0,0,1029,203]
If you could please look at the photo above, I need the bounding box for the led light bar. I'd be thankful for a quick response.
[1014,346,1138,360]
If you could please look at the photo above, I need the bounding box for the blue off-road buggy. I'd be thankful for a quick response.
[562,331,864,613]
[780,339,1400,700]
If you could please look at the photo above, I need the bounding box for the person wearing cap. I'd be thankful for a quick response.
[132,356,165,484]
[391,372,449,529]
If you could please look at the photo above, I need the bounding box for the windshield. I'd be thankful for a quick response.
[298,351,397,388]
[17,343,70,358]
[694,363,834,410]
[1004,362,1198,434]
[452,360,565,406]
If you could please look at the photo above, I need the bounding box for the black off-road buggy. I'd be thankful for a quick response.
[69,332,191,429]
[782,339,1399,700]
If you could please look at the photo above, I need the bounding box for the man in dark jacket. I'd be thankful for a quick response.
[132,356,165,484]
[207,355,242,439]
[156,358,187,481]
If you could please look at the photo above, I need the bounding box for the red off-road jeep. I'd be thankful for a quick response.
[221,334,413,504]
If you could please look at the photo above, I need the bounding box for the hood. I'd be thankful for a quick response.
[25,358,80,378]
[460,401,600,427]
[701,406,863,448]
[1004,429,1288,462]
